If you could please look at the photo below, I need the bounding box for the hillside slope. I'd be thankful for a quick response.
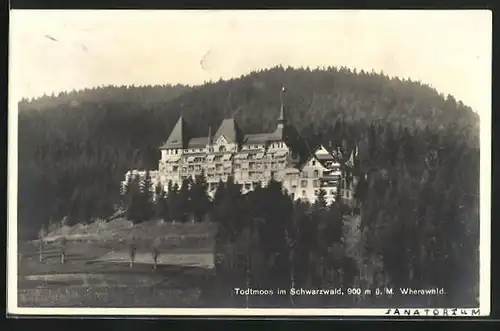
[17,66,479,239]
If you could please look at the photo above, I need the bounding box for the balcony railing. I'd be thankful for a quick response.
[321,174,341,181]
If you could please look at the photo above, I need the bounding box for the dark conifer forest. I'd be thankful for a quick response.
[18,66,480,307]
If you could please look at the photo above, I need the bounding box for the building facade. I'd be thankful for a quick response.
[123,90,345,205]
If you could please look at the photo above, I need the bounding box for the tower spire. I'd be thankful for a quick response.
[277,85,286,128]
[207,125,212,146]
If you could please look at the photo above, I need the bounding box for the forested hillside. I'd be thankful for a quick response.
[17,66,479,245]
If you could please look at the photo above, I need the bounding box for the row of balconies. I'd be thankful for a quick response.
[159,168,340,185]
[162,153,289,165]
[163,162,288,173]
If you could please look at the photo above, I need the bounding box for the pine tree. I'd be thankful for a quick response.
[139,170,155,222]
[191,170,211,222]
[325,201,343,243]
[177,178,192,223]
[212,179,226,209]
[154,183,165,219]
[256,179,293,293]
[125,174,142,223]
[314,188,328,210]
[168,182,181,223]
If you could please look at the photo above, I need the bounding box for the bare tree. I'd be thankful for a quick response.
[60,237,67,264]
[151,238,161,271]
[38,225,47,263]
[129,239,137,268]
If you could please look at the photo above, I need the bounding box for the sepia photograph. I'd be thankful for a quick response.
[8,9,491,316]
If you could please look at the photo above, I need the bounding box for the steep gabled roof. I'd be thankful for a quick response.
[187,137,209,149]
[161,116,189,149]
[214,118,243,144]
[243,133,275,145]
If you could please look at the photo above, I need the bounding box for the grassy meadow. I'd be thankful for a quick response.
[17,218,218,307]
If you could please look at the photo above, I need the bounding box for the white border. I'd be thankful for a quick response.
[7,9,491,317]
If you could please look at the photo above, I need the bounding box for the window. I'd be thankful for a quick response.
[314,190,319,195]
[330,190,335,196]
[173,166,178,172]
[301,180,308,188]
[219,145,226,152]
[313,180,319,188]
[302,190,306,197]
[313,170,319,177]
[312,160,316,166]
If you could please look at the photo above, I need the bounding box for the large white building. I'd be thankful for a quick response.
[123,89,351,205]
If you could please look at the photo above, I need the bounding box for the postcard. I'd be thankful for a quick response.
[7,9,491,317]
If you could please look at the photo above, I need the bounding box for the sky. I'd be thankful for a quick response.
[10,10,491,118]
